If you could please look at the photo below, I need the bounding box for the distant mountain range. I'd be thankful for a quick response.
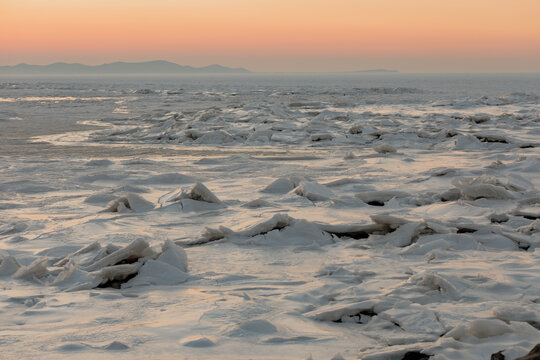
[0,60,250,74]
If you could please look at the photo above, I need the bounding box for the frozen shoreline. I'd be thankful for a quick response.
[1,74,539,359]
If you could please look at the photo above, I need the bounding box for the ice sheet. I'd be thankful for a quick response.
[0,74,539,359]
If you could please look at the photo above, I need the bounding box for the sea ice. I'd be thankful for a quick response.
[1,74,539,359]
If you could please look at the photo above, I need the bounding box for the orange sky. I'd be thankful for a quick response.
[1,0,539,72]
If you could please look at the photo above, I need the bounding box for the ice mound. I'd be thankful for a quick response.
[181,335,217,347]
[370,221,427,247]
[228,214,294,237]
[242,198,273,208]
[343,151,356,160]
[379,303,445,336]
[294,181,334,201]
[348,123,363,134]
[194,107,221,122]
[159,182,223,211]
[307,298,447,350]
[452,134,484,150]
[125,257,189,287]
[85,159,114,167]
[195,130,235,144]
[189,213,333,246]
[315,264,375,283]
[452,176,514,200]
[0,255,21,275]
[492,306,540,327]
[305,300,377,322]
[474,133,510,144]
[465,114,491,124]
[405,270,461,299]
[55,341,109,352]
[227,319,278,337]
[0,222,28,235]
[100,193,154,213]
[13,258,49,280]
[103,341,130,350]
[195,213,294,243]
[306,299,446,340]
[4,238,189,291]
[169,182,220,203]
[324,177,362,187]
[261,176,306,194]
[318,214,427,242]
[426,167,457,177]
[445,319,514,340]
[133,88,154,94]
[374,143,397,154]
[517,220,539,236]
[506,174,535,192]
[240,219,333,246]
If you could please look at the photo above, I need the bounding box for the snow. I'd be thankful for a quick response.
[160,182,222,205]
[262,177,301,194]
[294,181,334,201]
[374,142,397,154]
[1,73,539,359]
[100,193,155,212]
[181,336,217,347]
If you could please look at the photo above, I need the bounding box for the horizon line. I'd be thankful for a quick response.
[2,60,540,75]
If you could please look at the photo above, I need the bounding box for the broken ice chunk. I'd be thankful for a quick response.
[100,193,154,212]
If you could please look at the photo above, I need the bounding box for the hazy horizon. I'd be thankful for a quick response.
[2,60,540,75]
[1,0,539,73]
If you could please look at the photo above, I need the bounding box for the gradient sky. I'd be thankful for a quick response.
[1,0,539,72]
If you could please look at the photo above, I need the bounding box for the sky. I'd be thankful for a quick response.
[1,0,539,72]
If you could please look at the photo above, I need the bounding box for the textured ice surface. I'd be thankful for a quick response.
[0,74,539,359]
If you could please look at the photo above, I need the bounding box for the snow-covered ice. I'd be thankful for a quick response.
[0,73,539,359]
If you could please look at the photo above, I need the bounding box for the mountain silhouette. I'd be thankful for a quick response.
[0,60,250,74]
